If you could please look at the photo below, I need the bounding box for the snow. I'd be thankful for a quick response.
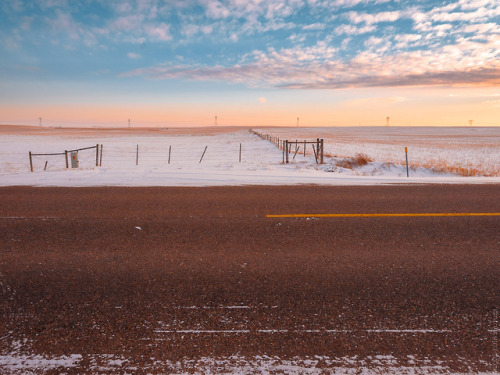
[0,354,495,374]
[1,127,499,186]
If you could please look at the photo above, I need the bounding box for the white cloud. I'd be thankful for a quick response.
[203,0,231,18]
[124,34,500,89]
[364,36,383,48]
[258,97,267,103]
[127,52,141,59]
[303,23,325,30]
[335,24,376,35]
[395,34,422,43]
[346,10,402,24]
[463,22,500,34]
[144,23,172,41]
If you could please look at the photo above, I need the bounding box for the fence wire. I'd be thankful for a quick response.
[1,134,289,175]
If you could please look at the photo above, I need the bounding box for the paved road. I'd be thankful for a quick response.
[0,185,498,373]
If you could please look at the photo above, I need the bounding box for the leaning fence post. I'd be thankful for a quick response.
[44,161,48,171]
[29,152,33,172]
[199,146,207,163]
[312,144,318,164]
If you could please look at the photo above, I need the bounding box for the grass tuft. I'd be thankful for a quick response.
[335,153,372,169]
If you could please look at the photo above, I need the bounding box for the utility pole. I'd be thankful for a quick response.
[386,117,390,126]
[297,117,299,127]
[215,116,218,126]
[128,119,131,128]
[468,120,473,127]
[39,117,42,127]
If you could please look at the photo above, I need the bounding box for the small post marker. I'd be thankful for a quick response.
[405,147,409,177]
[136,145,139,166]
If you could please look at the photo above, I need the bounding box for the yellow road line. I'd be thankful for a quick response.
[266,213,500,218]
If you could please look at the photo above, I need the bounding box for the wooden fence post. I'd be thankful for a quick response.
[136,145,139,166]
[29,152,33,172]
[405,147,409,177]
[199,146,207,163]
[44,161,48,171]
[320,139,324,164]
[168,145,171,164]
[304,140,306,156]
[285,140,289,163]
[239,143,242,163]
[65,150,69,168]
[96,144,99,166]
[100,145,103,166]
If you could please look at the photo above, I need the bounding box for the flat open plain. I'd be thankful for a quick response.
[0,185,498,373]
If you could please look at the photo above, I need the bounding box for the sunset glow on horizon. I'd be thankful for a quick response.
[1,0,499,127]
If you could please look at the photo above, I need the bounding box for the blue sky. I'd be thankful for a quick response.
[1,0,499,126]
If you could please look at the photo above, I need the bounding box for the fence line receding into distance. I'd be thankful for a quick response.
[251,130,324,164]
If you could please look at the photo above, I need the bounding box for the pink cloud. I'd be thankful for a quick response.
[123,36,500,89]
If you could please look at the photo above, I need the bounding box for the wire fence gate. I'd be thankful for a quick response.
[29,144,102,172]
[251,130,325,164]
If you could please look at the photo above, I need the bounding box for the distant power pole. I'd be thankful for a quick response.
[297,117,299,127]
[468,120,473,127]
[215,116,218,126]
[128,119,131,128]
[386,117,390,126]
[39,117,42,127]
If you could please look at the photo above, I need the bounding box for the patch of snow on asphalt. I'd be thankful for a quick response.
[0,354,494,374]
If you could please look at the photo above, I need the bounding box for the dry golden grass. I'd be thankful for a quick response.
[335,153,372,169]
[417,162,498,177]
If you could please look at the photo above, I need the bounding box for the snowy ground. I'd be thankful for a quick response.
[0,353,496,374]
[1,126,499,186]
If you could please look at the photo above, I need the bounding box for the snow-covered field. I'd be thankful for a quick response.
[0,126,499,186]
[255,126,500,177]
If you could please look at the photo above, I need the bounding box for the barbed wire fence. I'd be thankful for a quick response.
[20,140,263,173]
[29,145,100,172]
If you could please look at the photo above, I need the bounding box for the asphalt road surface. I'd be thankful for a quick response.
[0,185,498,373]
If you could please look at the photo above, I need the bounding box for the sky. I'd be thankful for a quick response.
[0,0,499,127]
